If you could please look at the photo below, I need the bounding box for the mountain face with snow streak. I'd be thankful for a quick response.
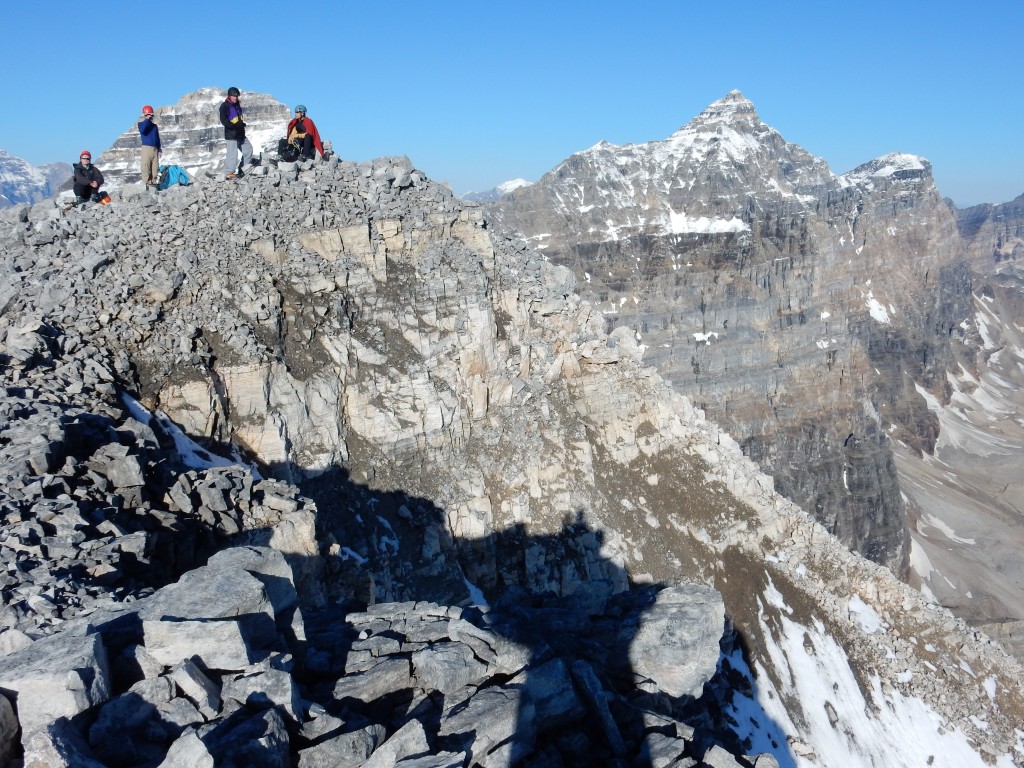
[94,88,292,187]
[0,149,70,207]
[485,91,973,575]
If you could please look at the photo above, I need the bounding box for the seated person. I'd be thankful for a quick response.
[286,105,325,161]
[73,150,106,203]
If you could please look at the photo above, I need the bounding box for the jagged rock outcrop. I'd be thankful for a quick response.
[1,150,1023,765]
[484,91,975,574]
[93,88,293,188]
[0,149,70,207]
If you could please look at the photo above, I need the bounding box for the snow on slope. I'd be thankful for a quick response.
[727,578,1024,767]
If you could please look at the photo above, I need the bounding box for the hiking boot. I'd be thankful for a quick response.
[225,173,238,180]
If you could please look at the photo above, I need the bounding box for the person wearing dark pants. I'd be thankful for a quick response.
[286,105,325,161]
[72,151,106,203]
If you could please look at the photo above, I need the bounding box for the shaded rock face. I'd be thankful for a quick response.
[95,88,293,188]
[957,192,1024,275]
[0,149,70,207]
[484,91,975,571]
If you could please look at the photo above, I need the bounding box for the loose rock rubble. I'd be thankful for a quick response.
[0,544,754,768]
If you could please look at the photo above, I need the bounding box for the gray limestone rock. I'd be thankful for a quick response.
[21,717,107,768]
[157,729,215,768]
[0,630,110,735]
[221,667,302,725]
[361,718,430,768]
[333,656,414,703]
[168,659,220,720]
[0,693,17,766]
[628,585,725,698]
[439,685,534,766]
[411,641,489,694]
[296,723,387,768]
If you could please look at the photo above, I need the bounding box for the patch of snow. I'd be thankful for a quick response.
[732,577,1016,767]
[122,394,243,472]
[666,210,749,234]
[865,291,892,324]
[918,512,976,545]
[338,546,367,565]
[464,578,489,608]
[694,331,719,345]
[983,677,997,701]
[847,594,887,634]
[497,178,532,195]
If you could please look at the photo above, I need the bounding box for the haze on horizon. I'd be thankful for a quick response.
[1,1,1020,208]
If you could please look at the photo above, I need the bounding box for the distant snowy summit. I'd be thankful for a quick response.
[0,149,71,208]
[484,90,943,245]
[462,178,533,203]
[841,152,931,188]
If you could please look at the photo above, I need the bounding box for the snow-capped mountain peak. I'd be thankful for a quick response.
[496,178,532,195]
[0,149,71,208]
[462,178,534,203]
[488,91,837,246]
[842,152,931,187]
[684,88,760,129]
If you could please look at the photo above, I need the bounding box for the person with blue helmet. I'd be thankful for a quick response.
[286,105,325,161]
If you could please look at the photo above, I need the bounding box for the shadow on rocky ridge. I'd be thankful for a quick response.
[0,388,795,766]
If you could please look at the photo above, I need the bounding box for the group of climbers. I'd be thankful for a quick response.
[72,87,327,205]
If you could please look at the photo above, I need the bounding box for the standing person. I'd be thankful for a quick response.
[138,105,162,189]
[219,86,252,180]
[72,151,106,204]
[285,105,325,161]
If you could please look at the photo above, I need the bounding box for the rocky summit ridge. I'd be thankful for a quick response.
[0,143,1022,766]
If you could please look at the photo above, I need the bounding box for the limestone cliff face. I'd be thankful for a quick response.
[95,88,292,187]
[485,92,974,571]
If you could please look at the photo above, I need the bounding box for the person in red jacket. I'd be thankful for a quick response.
[285,105,324,161]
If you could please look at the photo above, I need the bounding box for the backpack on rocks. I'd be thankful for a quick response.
[158,164,190,190]
[278,139,301,163]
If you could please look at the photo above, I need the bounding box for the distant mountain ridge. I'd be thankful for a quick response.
[484,91,970,575]
[0,149,70,208]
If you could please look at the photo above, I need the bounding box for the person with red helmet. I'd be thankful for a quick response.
[72,151,106,205]
[138,105,162,189]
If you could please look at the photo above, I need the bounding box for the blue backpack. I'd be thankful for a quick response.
[158,164,190,190]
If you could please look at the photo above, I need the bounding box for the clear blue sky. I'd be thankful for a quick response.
[2,1,1021,206]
